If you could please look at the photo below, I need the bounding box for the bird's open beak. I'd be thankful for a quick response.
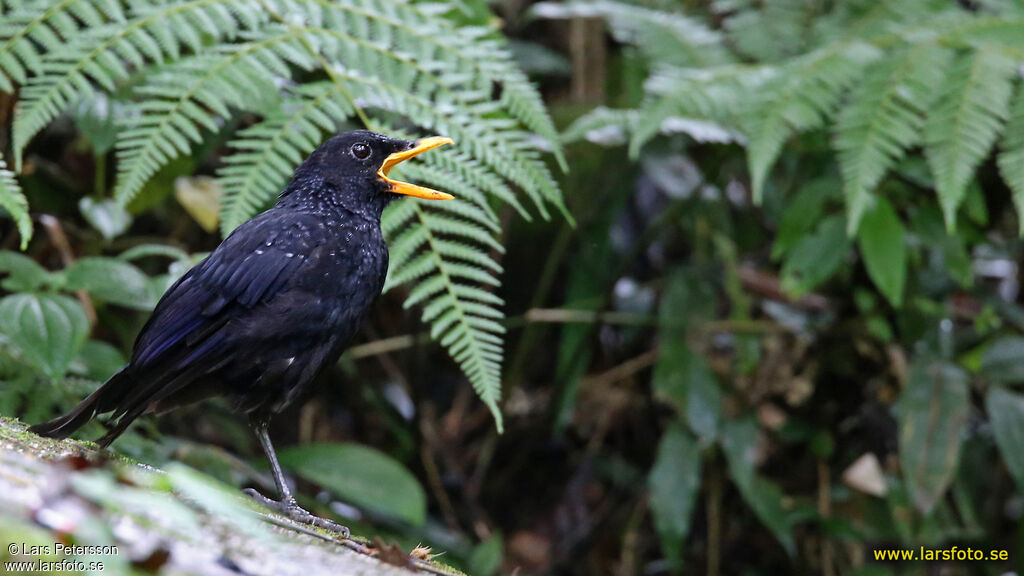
[378,136,455,200]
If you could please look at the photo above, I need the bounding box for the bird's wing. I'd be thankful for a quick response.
[130,210,324,369]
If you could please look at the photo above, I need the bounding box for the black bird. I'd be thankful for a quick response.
[30,130,454,535]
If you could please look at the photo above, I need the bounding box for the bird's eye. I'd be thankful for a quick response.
[351,143,371,159]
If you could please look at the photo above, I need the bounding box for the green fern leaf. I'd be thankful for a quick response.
[998,84,1024,235]
[744,42,879,203]
[382,197,506,431]
[0,154,32,250]
[114,28,313,205]
[0,0,124,93]
[924,48,1016,230]
[719,0,813,63]
[833,44,952,233]
[631,65,761,154]
[11,0,266,168]
[531,1,733,67]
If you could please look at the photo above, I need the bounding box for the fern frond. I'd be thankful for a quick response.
[333,70,563,218]
[718,0,813,62]
[924,48,1016,230]
[998,85,1024,235]
[744,42,879,202]
[630,65,767,153]
[531,1,733,67]
[218,83,356,235]
[382,197,506,431]
[11,0,266,168]
[0,0,124,92]
[833,44,952,233]
[301,0,565,171]
[114,27,314,205]
[0,154,32,250]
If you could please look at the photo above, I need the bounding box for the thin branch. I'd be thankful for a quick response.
[38,214,96,325]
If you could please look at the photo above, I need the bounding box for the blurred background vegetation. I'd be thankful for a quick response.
[3,0,1024,574]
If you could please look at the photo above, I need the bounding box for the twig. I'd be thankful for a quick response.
[580,348,661,389]
[819,459,833,576]
[38,214,96,325]
[254,512,462,575]
[419,414,462,531]
[737,267,830,312]
[344,312,786,363]
[345,335,419,359]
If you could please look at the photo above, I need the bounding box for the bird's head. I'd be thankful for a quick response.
[282,130,454,215]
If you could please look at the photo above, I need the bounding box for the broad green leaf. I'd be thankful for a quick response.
[64,257,156,310]
[278,442,426,525]
[771,179,838,260]
[468,532,504,576]
[117,243,191,263]
[649,424,702,567]
[907,205,972,288]
[780,213,850,296]
[72,93,122,155]
[0,293,89,379]
[857,197,906,307]
[987,386,1024,493]
[720,417,796,554]
[898,357,968,513]
[71,340,126,382]
[653,345,721,443]
[0,251,59,292]
[79,197,132,241]
[165,464,271,541]
[980,336,1024,384]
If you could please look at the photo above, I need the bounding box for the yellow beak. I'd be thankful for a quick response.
[377,136,455,200]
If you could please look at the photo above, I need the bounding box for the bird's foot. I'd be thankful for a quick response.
[243,488,350,538]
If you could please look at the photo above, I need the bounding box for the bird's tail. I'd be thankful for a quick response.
[28,368,134,447]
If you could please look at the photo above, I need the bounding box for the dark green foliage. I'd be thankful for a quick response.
[4,0,1024,574]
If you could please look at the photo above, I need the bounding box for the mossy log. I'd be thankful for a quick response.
[0,417,455,576]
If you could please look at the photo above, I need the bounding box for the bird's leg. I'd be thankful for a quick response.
[243,417,350,538]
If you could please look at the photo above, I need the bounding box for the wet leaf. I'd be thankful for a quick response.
[653,345,721,443]
[772,178,839,260]
[0,293,89,379]
[278,442,426,525]
[780,214,850,296]
[468,532,503,576]
[720,417,796,554]
[79,197,132,240]
[166,463,270,541]
[980,336,1024,384]
[71,340,126,381]
[72,93,121,155]
[648,424,702,567]
[65,257,156,310]
[986,386,1024,492]
[0,251,60,292]
[898,358,967,513]
[857,197,906,307]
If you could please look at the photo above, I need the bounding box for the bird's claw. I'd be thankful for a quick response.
[243,488,350,538]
